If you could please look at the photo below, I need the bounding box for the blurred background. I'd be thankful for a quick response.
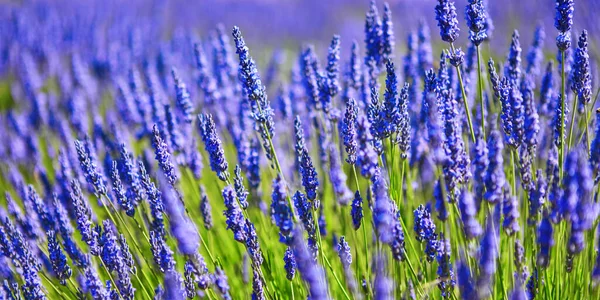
[0,0,598,107]
[1,0,598,55]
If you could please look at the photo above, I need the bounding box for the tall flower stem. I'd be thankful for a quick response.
[476,45,486,139]
[511,150,517,194]
[311,209,351,300]
[567,94,578,149]
[577,87,599,146]
[559,50,566,178]
[256,104,298,221]
[351,165,370,288]
[450,43,476,142]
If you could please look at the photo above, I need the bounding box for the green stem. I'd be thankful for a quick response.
[567,94,578,150]
[511,149,517,195]
[451,43,476,142]
[476,44,486,139]
[559,50,566,179]
[583,104,592,155]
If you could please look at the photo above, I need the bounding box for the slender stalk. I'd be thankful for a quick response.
[352,165,370,287]
[567,94,578,149]
[583,104,592,155]
[559,50,566,178]
[476,44,486,139]
[450,43,476,142]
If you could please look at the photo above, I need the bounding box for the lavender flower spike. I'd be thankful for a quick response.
[435,0,460,43]
[197,114,229,181]
[171,67,194,123]
[151,124,179,187]
[290,226,329,299]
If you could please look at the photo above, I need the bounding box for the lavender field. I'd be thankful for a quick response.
[0,0,599,299]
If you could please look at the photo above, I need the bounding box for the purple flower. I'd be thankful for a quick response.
[75,138,107,196]
[69,180,99,255]
[342,97,359,164]
[540,62,556,116]
[350,191,364,230]
[271,176,293,240]
[373,174,394,244]
[290,226,329,299]
[484,127,505,204]
[504,31,522,85]
[328,145,352,205]
[459,190,482,239]
[414,204,438,262]
[193,43,220,106]
[435,0,460,43]
[381,3,395,62]
[356,115,379,178]
[528,170,547,225]
[437,233,455,297]
[84,263,108,300]
[465,0,488,45]
[457,259,476,300]
[418,21,434,78]
[526,24,545,77]
[477,215,498,297]
[441,88,471,199]
[164,269,185,300]
[295,119,319,201]
[555,0,574,33]
[151,124,179,187]
[364,0,383,66]
[199,186,213,230]
[502,189,520,236]
[223,185,247,243]
[165,105,184,152]
[537,212,554,268]
[197,114,228,181]
[571,30,592,111]
[48,230,72,285]
[171,67,194,124]
[110,161,134,217]
[373,253,393,300]
[284,247,296,281]
[233,165,249,209]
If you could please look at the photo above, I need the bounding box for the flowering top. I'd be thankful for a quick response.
[356,115,380,178]
[381,3,395,61]
[435,0,460,43]
[321,35,341,114]
[351,191,364,230]
[555,0,574,33]
[365,0,383,66]
[223,186,246,243]
[342,97,359,164]
[373,174,393,244]
[504,30,522,85]
[484,127,506,204]
[232,26,266,105]
[233,165,249,209]
[197,114,228,181]
[75,138,107,196]
[151,124,178,187]
[271,176,293,240]
[348,41,362,91]
[171,68,193,123]
[465,0,488,45]
[572,30,592,109]
[526,25,546,77]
